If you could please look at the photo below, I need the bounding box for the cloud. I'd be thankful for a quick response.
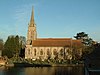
[12,3,39,37]
[13,2,39,24]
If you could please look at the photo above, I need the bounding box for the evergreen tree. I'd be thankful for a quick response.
[3,35,26,58]
[0,39,4,56]
[74,32,94,58]
[15,35,20,54]
[0,39,4,50]
[74,32,93,46]
[19,36,26,57]
[3,36,14,58]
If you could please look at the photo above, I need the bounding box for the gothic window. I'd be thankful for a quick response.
[30,40,32,45]
[28,49,30,55]
[67,48,71,53]
[34,49,36,56]
[31,35,32,38]
[60,49,64,56]
[40,49,43,55]
[53,49,57,55]
[31,32,33,35]
[47,49,50,55]
[31,32,33,38]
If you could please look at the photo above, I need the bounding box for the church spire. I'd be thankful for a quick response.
[27,6,37,45]
[29,6,35,27]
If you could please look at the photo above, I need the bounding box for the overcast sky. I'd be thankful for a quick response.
[0,0,100,42]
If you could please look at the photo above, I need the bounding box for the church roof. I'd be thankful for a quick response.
[32,38,82,47]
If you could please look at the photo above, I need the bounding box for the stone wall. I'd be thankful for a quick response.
[25,46,77,61]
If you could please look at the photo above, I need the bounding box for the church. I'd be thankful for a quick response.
[25,7,83,61]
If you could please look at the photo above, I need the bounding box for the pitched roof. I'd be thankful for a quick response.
[32,38,82,47]
[72,40,83,48]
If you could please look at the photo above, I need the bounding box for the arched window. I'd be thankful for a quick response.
[60,49,64,56]
[34,49,36,56]
[47,49,50,55]
[40,49,43,55]
[28,49,30,55]
[53,49,57,55]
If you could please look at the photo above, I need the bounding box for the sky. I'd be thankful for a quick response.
[0,0,100,42]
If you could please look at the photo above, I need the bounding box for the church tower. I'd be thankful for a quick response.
[27,7,37,45]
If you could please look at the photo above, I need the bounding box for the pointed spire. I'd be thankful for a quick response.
[29,6,35,27]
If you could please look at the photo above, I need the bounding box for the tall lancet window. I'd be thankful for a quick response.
[40,49,43,55]
[28,49,30,55]
[53,49,57,55]
[34,49,36,56]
